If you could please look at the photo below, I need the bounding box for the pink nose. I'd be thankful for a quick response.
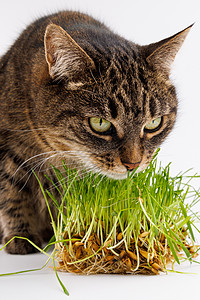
[123,162,140,171]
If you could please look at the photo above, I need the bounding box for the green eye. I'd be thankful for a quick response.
[144,117,162,132]
[89,117,112,134]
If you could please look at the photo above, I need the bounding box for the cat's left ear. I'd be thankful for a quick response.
[44,24,95,88]
[143,24,193,75]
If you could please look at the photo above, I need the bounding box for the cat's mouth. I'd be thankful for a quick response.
[86,158,151,180]
[95,152,152,180]
[61,148,151,180]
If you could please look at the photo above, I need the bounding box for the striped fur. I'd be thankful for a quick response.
[0,11,191,253]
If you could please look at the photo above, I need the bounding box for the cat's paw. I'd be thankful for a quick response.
[3,233,42,254]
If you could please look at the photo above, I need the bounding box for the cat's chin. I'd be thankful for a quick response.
[99,170,128,180]
[108,173,128,180]
[101,163,149,180]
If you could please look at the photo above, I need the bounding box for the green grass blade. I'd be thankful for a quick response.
[179,202,195,241]
[53,255,69,296]
[162,227,180,264]
[0,255,52,277]
[33,170,57,235]
[165,223,192,261]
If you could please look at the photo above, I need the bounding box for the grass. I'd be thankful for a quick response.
[38,150,200,275]
[1,150,200,296]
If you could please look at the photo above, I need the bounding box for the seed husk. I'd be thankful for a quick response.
[75,247,82,259]
[104,239,113,248]
[139,232,150,238]
[127,250,138,261]
[106,255,115,261]
[125,258,132,269]
[151,262,163,271]
[74,242,84,248]
[139,249,149,259]
[117,232,123,241]
[119,250,126,259]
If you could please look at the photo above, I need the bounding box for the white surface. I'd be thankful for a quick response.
[1,0,200,299]
[1,246,200,300]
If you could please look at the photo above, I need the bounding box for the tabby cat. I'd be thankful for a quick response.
[0,11,192,254]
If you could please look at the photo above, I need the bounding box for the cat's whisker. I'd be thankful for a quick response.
[21,149,92,190]
[47,170,82,192]
[12,146,107,193]
[12,152,65,187]
[95,173,106,189]
[20,149,85,175]
[36,154,82,175]
[38,160,79,173]
[13,149,89,177]
[17,158,49,192]
[15,155,54,172]
[5,127,50,133]
[13,151,61,176]
[47,164,100,192]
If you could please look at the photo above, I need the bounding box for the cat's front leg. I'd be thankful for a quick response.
[0,194,42,254]
[3,232,42,254]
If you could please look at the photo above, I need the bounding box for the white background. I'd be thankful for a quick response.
[0,0,200,299]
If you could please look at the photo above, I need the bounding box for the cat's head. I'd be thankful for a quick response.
[32,22,192,179]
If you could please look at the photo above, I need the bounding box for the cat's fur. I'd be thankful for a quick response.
[0,11,191,254]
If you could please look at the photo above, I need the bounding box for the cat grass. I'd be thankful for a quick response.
[38,151,200,275]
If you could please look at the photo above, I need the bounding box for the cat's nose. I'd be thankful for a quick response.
[123,161,141,171]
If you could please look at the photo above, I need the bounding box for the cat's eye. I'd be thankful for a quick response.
[89,117,112,134]
[144,117,163,133]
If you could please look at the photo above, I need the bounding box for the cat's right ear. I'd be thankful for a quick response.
[44,24,95,89]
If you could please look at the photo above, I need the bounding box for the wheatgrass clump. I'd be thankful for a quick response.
[40,152,200,275]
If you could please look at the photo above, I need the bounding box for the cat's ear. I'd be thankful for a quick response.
[44,24,95,88]
[143,24,193,75]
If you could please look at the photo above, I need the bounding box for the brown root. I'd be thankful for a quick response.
[55,231,197,275]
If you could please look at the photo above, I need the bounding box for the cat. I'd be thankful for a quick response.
[0,11,192,254]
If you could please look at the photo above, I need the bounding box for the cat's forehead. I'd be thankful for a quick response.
[101,46,147,97]
[92,55,146,119]
[90,54,176,126]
